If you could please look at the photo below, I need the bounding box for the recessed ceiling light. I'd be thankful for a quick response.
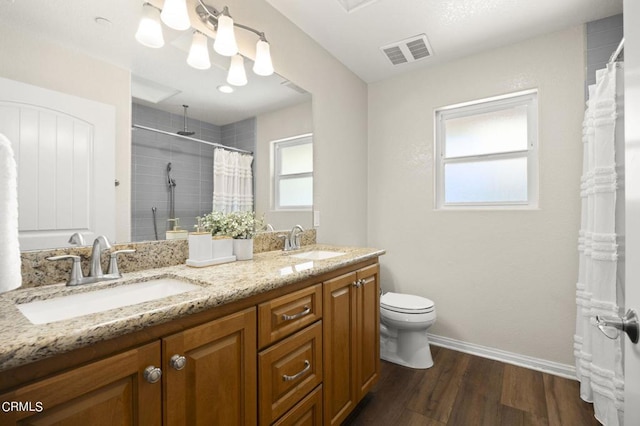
[217,85,234,93]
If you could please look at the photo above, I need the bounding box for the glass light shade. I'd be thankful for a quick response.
[253,39,274,76]
[227,55,247,86]
[135,4,165,48]
[160,0,191,31]
[187,32,211,70]
[213,14,238,56]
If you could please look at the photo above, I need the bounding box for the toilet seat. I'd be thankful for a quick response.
[380,292,434,314]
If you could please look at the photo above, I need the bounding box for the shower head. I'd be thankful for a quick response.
[167,162,176,187]
[177,104,195,136]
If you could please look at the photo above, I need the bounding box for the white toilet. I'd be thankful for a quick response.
[379,292,436,369]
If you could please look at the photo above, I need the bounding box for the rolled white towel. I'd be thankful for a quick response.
[0,133,21,293]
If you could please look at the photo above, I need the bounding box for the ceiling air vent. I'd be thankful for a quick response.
[381,34,433,66]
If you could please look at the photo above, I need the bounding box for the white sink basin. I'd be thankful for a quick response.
[290,250,346,260]
[17,278,201,325]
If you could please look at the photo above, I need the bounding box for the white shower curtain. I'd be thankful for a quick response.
[575,63,625,426]
[212,148,254,213]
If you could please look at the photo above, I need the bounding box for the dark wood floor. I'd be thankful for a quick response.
[343,346,600,426]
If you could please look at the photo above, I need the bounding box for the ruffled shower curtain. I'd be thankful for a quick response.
[212,148,254,213]
[575,63,625,426]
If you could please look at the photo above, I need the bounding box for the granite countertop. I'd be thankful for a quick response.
[0,244,384,372]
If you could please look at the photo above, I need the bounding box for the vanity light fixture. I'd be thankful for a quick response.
[213,7,238,57]
[160,0,191,30]
[227,54,247,86]
[135,0,274,87]
[187,31,211,70]
[135,3,164,48]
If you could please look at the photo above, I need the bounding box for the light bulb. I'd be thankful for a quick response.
[227,55,247,86]
[253,39,274,76]
[160,0,191,31]
[214,13,238,56]
[135,3,165,48]
[187,32,211,70]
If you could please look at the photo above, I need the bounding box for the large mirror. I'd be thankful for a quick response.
[0,0,313,250]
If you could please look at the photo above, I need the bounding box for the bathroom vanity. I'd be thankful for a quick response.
[0,245,383,425]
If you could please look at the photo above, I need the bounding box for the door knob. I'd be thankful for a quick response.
[596,309,639,344]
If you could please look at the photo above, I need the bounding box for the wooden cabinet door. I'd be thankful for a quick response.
[355,264,380,400]
[322,272,357,426]
[0,341,161,425]
[162,307,257,426]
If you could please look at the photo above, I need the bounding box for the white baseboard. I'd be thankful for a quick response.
[428,333,577,380]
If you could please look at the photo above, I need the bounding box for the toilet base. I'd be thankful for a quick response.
[380,327,434,369]
[380,351,433,369]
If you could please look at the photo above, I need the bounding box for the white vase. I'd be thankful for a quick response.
[233,238,253,260]
[212,237,234,259]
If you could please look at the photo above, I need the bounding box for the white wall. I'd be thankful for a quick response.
[368,27,585,365]
[256,101,314,231]
[0,25,132,244]
[231,0,369,246]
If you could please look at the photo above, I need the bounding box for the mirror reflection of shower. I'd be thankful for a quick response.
[167,162,176,220]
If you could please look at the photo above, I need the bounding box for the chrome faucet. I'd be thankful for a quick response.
[47,235,136,286]
[89,235,112,278]
[289,225,305,251]
[68,232,86,246]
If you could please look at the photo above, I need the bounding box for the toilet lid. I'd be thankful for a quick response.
[380,292,434,314]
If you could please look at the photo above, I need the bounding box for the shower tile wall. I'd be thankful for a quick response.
[131,103,256,242]
[586,14,623,98]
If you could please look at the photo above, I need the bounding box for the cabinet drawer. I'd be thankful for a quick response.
[272,385,323,426]
[258,284,322,349]
[259,321,323,425]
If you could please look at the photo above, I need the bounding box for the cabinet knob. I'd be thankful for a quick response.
[170,354,187,370]
[143,365,162,383]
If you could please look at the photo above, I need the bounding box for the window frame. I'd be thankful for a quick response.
[272,133,313,211]
[434,90,539,210]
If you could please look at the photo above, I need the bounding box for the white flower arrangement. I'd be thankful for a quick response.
[201,211,264,239]
[201,211,228,237]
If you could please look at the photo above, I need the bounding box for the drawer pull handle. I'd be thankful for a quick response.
[282,306,311,321]
[283,360,311,382]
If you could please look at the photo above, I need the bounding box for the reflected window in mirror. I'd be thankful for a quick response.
[272,134,313,210]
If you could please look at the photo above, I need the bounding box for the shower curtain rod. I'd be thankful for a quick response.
[609,37,625,64]
[132,124,253,155]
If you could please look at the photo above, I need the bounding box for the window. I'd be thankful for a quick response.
[435,91,538,209]
[273,134,313,210]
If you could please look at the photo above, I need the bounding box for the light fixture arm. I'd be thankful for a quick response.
[196,0,268,42]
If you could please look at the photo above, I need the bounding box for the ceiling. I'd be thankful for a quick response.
[266,0,623,83]
[0,0,309,125]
